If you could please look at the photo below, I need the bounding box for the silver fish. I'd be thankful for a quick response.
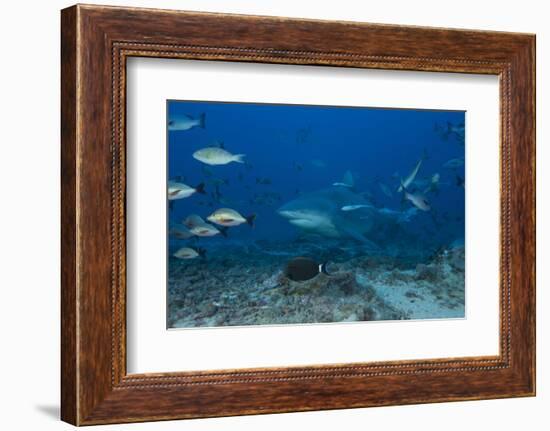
[173,247,206,259]
[423,173,441,194]
[341,204,373,212]
[189,224,224,237]
[168,181,205,200]
[168,113,205,131]
[183,214,227,237]
[169,224,195,239]
[404,190,431,211]
[207,208,255,227]
[193,147,245,166]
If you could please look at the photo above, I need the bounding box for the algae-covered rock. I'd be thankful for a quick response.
[282,270,360,296]
[448,247,465,271]
[415,263,440,282]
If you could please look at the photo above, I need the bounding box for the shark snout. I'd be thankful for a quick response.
[277,209,295,219]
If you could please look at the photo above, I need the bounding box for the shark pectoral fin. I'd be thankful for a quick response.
[361,238,381,251]
[340,226,380,250]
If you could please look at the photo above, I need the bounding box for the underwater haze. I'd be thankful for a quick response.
[167,100,466,329]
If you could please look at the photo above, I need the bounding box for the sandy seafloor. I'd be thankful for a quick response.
[167,238,465,328]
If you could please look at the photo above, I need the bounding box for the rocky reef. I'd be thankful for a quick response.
[168,239,465,328]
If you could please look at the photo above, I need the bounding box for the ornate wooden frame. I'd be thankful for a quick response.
[61,4,536,425]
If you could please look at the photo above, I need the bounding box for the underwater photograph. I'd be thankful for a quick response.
[166,100,466,329]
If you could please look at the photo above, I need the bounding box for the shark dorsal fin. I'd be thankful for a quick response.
[341,170,354,187]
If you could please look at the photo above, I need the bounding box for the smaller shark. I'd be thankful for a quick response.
[397,157,423,192]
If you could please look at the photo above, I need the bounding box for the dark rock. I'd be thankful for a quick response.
[195,303,218,319]
[415,263,440,282]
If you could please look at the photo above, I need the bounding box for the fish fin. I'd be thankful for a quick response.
[195,182,206,194]
[342,170,354,188]
[199,113,206,129]
[168,200,175,211]
[233,154,246,163]
[197,247,207,258]
[246,214,256,227]
[340,226,380,250]
[320,261,331,276]
[399,178,408,193]
[397,177,406,193]
[219,226,229,238]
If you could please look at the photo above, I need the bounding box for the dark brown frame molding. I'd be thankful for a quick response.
[61,4,535,425]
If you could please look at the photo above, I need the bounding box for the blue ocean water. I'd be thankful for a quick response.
[166,100,465,327]
[168,101,464,248]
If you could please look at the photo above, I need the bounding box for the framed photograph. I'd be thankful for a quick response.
[61,4,535,425]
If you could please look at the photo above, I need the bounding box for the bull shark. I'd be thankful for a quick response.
[278,186,395,248]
